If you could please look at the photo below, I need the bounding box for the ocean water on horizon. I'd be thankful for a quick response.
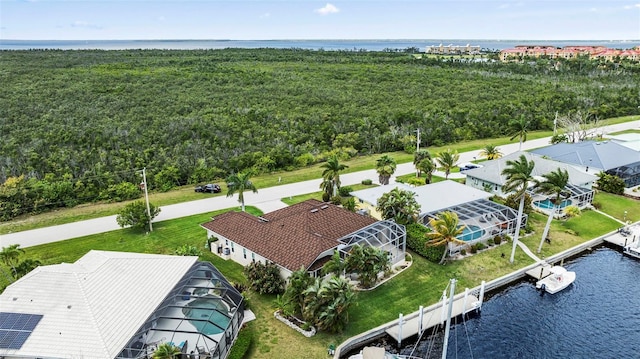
[1,39,639,51]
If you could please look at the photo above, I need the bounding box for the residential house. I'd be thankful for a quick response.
[0,250,245,359]
[201,199,406,279]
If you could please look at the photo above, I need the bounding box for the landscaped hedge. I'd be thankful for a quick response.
[405,223,445,263]
[227,324,253,359]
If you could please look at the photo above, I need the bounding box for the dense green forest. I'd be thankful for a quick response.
[1,48,639,220]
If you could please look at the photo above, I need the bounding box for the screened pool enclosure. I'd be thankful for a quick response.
[117,262,244,359]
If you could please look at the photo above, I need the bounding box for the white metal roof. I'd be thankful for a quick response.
[0,250,197,359]
[351,180,492,215]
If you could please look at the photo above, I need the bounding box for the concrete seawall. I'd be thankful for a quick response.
[334,229,615,358]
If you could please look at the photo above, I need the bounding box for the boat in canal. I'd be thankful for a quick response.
[535,266,576,294]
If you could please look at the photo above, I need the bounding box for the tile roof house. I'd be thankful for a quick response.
[0,250,245,359]
[530,141,640,187]
[201,199,406,278]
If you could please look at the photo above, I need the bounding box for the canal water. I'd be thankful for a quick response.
[360,247,640,358]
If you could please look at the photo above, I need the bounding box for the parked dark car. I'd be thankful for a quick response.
[195,184,221,193]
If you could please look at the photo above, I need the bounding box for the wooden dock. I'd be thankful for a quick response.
[385,294,480,343]
[525,264,552,280]
[603,225,639,248]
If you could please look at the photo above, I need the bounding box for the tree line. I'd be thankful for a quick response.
[1,48,639,220]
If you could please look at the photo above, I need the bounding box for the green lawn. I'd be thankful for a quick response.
[593,192,640,223]
[2,200,630,358]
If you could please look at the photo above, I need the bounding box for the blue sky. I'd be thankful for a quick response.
[1,0,639,40]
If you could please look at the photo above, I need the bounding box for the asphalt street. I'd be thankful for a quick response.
[2,120,638,248]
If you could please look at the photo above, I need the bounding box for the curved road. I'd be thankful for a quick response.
[2,120,638,248]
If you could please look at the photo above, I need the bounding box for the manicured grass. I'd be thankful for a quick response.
[592,192,640,223]
[608,129,640,135]
[0,201,630,358]
[280,183,377,206]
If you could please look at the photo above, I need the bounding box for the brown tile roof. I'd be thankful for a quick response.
[201,199,377,272]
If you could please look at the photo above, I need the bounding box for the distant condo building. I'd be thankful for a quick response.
[499,45,640,62]
[425,44,481,55]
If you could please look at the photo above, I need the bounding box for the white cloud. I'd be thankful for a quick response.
[623,3,640,9]
[315,3,339,16]
[157,16,166,22]
[259,12,270,19]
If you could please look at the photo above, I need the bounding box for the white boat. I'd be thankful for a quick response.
[535,266,576,294]
[623,244,640,259]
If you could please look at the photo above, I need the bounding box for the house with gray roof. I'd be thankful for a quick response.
[530,141,640,187]
[0,250,245,359]
[352,180,525,249]
[201,199,406,279]
[464,151,597,212]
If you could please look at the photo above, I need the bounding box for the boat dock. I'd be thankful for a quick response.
[525,264,552,280]
[603,223,639,248]
[384,287,482,345]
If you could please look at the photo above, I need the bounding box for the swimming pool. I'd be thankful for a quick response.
[182,297,230,335]
[534,199,572,210]
[458,225,485,241]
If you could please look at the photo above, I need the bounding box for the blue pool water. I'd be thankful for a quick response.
[534,198,572,209]
[182,297,230,335]
[457,225,485,241]
[365,248,640,358]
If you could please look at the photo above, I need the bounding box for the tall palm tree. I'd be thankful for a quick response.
[425,211,466,265]
[534,168,569,253]
[501,154,536,263]
[417,158,436,184]
[153,342,181,359]
[479,144,503,160]
[0,244,25,278]
[509,115,529,151]
[226,170,258,212]
[320,156,348,197]
[413,149,432,177]
[435,149,460,179]
[375,155,396,185]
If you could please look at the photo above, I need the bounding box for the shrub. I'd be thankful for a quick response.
[493,235,502,245]
[322,192,331,202]
[460,248,467,256]
[592,201,602,210]
[405,223,444,263]
[227,325,253,359]
[243,261,285,295]
[361,179,373,185]
[486,238,494,246]
[596,172,625,195]
[476,242,486,251]
[330,195,342,205]
[470,245,478,254]
[115,200,161,231]
[406,177,425,186]
[339,186,353,197]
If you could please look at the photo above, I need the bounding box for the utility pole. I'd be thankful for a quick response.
[140,167,153,232]
[415,128,421,177]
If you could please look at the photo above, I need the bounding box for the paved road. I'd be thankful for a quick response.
[2,120,638,248]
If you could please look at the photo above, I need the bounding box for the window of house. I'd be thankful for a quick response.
[251,252,255,261]
[231,243,234,252]
[243,248,247,259]
[473,178,478,185]
[495,184,498,191]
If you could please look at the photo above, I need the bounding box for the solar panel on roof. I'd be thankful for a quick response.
[0,312,43,350]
